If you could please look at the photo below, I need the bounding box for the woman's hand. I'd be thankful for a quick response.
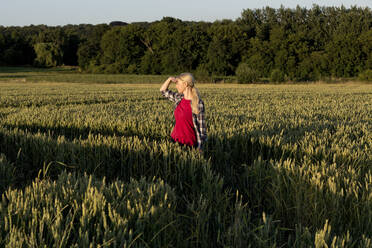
[160,76,177,92]
[168,76,177,83]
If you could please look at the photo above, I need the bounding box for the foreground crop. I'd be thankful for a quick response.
[0,82,371,247]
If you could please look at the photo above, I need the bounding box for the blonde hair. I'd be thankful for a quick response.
[177,72,200,114]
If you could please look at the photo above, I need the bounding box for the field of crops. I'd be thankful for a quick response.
[0,79,371,247]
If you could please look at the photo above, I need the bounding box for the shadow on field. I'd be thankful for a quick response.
[0,126,211,214]
[204,122,337,169]
[0,75,27,79]
[0,121,301,193]
[1,123,164,144]
[0,124,370,244]
[0,122,225,185]
[0,97,122,108]
[203,132,371,240]
[204,119,369,187]
[0,96,155,108]
[0,125,225,247]
[1,120,365,185]
[0,66,76,73]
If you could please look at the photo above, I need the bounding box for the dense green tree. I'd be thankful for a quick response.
[145,17,186,74]
[326,34,364,77]
[243,38,273,77]
[0,32,4,65]
[236,62,259,83]
[0,28,34,65]
[0,6,371,80]
[2,47,22,65]
[33,42,63,67]
[359,29,372,70]
[77,24,110,70]
[206,21,248,75]
[100,24,146,73]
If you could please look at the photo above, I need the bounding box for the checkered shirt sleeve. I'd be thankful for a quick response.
[161,90,183,104]
[193,99,207,150]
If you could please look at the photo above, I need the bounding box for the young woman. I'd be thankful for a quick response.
[160,72,207,151]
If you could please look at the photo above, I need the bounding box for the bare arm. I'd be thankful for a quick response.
[160,77,176,92]
[160,76,183,103]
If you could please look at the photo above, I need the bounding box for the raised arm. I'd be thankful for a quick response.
[160,77,183,103]
[160,77,176,92]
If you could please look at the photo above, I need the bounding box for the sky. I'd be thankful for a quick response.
[1,0,371,27]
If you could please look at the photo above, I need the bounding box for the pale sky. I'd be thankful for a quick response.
[1,0,371,27]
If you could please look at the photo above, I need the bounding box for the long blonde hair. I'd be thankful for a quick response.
[177,72,200,114]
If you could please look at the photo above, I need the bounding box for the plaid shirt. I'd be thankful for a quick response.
[161,90,207,149]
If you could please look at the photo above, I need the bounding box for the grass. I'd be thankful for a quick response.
[0,66,171,84]
[1,66,369,85]
[0,67,371,247]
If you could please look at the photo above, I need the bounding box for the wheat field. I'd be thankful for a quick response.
[0,80,371,247]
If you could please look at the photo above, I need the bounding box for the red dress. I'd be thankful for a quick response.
[171,98,197,147]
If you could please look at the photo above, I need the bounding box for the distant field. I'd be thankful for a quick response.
[0,69,371,246]
[0,66,172,84]
[0,66,364,85]
[0,66,238,84]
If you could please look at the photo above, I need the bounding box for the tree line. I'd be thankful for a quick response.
[0,5,371,81]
